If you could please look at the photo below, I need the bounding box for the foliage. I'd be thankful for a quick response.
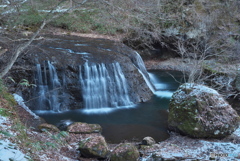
[0,78,68,159]
[0,79,16,106]
[18,9,44,27]
[26,130,69,152]
[1,0,239,56]
[0,108,11,117]
[18,79,36,87]
[7,77,36,92]
[0,130,13,137]
[49,8,114,34]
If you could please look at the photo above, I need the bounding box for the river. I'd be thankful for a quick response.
[34,70,183,143]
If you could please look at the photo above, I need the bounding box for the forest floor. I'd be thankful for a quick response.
[2,97,239,161]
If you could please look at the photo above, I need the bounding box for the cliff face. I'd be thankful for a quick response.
[6,35,153,111]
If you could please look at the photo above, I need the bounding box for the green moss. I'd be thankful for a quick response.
[168,95,203,136]
[79,136,109,158]
[0,79,16,107]
[111,143,139,161]
[0,108,11,117]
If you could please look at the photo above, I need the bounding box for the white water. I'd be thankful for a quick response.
[134,52,155,93]
[35,61,61,111]
[51,47,90,55]
[32,53,158,112]
[138,69,155,93]
[80,105,136,114]
[79,62,133,109]
[149,72,174,98]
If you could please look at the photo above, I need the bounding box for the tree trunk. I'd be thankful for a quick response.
[0,20,46,79]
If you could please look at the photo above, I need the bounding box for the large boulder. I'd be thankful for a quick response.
[38,123,60,132]
[168,83,240,138]
[79,135,109,158]
[142,136,156,146]
[6,35,153,111]
[67,122,102,134]
[110,143,140,161]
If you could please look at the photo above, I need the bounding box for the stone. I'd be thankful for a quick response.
[142,136,156,145]
[79,135,109,158]
[235,70,240,92]
[168,83,240,138]
[56,119,74,131]
[38,123,60,132]
[67,122,102,134]
[111,143,140,161]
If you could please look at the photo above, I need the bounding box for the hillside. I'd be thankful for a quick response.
[0,0,240,160]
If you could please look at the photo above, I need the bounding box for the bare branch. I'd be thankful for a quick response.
[0,0,89,78]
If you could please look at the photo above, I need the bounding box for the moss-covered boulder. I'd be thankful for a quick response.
[79,135,109,158]
[111,143,140,161]
[67,122,102,134]
[168,83,240,138]
[38,123,60,132]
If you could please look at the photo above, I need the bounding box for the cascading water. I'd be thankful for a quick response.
[14,36,185,144]
[79,62,133,110]
[148,71,176,98]
[134,52,155,93]
[34,61,61,111]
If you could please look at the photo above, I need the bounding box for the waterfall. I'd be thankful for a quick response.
[35,61,61,111]
[79,62,133,109]
[134,52,155,93]
[148,72,174,98]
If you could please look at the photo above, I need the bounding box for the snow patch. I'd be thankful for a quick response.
[181,83,219,95]
[0,139,29,161]
[13,94,40,119]
[146,134,240,161]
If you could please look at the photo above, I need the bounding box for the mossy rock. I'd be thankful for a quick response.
[79,135,109,158]
[110,143,140,161]
[38,123,60,132]
[168,83,240,138]
[67,122,102,134]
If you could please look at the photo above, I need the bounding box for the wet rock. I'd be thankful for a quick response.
[110,143,140,161]
[57,119,74,131]
[142,136,156,146]
[7,35,153,111]
[78,135,109,158]
[235,70,240,92]
[67,122,102,134]
[168,83,240,138]
[38,123,60,132]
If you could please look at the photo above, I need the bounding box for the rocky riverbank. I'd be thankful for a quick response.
[2,96,239,161]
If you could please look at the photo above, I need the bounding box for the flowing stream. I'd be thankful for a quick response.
[34,70,183,143]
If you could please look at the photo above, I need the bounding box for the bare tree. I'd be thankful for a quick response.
[0,0,88,78]
[175,36,238,98]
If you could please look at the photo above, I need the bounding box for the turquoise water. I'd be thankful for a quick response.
[35,70,183,143]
